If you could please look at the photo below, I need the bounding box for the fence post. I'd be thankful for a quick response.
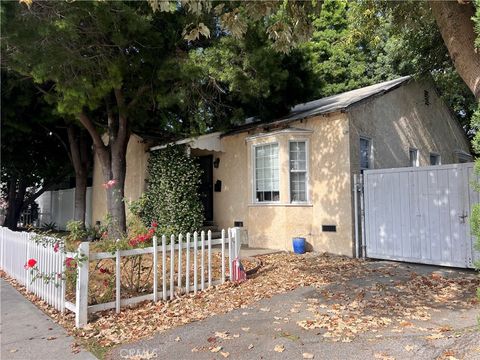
[153,236,158,302]
[233,227,242,258]
[115,240,121,313]
[75,241,90,328]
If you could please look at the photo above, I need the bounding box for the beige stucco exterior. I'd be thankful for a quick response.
[348,80,471,173]
[91,79,470,256]
[91,134,149,225]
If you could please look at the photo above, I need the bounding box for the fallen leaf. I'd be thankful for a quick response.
[404,345,414,352]
[241,327,250,332]
[215,331,233,340]
[248,344,254,350]
[174,336,181,342]
[274,344,285,353]
[9,349,18,353]
[220,351,230,358]
[303,353,314,359]
[260,307,271,312]
[47,336,57,341]
[426,333,444,340]
[210,346,222,353]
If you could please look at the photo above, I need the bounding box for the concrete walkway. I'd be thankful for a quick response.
[108,262,480,360]
[0,279,96,360]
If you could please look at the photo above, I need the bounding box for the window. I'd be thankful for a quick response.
[455,151,472,164]
[289,141,307,202]
[254,143,279,202]
[429,153,441,165]
[409,148,419,167]
[359,137,371,171]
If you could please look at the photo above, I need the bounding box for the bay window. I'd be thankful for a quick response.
[289,141,307,202]
[254,143,279,202]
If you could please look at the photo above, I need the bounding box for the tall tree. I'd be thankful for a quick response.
[1,72,72,230]
[2,1,205,235]
[66,124,91,226]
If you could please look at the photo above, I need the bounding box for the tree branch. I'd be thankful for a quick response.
[127,85,150,110]
[78,111,107,152]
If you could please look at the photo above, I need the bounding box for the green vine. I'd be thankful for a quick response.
[134,145,204,235]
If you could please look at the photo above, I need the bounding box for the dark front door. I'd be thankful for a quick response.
[196,155,213,222]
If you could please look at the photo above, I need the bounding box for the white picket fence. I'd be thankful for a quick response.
[0,226,242,328]
[0,227,66,312]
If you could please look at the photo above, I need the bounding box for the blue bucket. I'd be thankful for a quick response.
[292,237,306,254]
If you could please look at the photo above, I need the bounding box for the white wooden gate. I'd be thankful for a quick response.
[363,163,479,268]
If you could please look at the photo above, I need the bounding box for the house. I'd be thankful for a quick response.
[91,76,471,256]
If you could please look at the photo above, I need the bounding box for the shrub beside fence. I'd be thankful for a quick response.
[0,226,242,328]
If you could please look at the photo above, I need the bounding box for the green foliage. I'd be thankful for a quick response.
[348,1,477,131]
[301,0,398,99]
[41,222,57,232]
[139,146,204,235]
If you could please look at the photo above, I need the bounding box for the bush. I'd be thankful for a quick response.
[471,104,480,271]
[136,145,204,235]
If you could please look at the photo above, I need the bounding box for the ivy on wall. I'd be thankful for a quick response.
[137,145,204,235]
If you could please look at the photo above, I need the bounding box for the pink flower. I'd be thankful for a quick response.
[53,242,59,253]
[102,179,118,190]
[24,258,37,269]
[65,257,76,268]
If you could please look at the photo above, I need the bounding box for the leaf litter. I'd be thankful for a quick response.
[1,253,478,349]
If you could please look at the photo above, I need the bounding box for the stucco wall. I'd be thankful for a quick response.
[191,113,353,256]
[91,134,149,225]
[348,80,471,173]
[210,113,354,256]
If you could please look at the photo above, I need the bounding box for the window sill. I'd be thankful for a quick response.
[248,203,313,208]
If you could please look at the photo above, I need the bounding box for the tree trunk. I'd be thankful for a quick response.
[430,1,480,101]
[3,178,18,230]
[78,89,129,239]
[3,178,27,230]
[67,125,90,226]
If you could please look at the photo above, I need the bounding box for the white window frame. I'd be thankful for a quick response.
[359,136,373,171]
[288,139,309,203]
[252,142,280,204]
[429,152,441,166]
[409,148,419,167]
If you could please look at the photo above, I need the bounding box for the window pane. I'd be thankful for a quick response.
[429,154,440,166]
[360,138,370,170]
[409,149,418,167]
[289,142,307,203]
[255,143,280,202]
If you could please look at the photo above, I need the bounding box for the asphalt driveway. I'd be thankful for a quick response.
[108,261,480,360]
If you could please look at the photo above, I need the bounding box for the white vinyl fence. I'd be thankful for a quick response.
[0,226,242,328]
[36,187,93,230]
[0,227,66,311]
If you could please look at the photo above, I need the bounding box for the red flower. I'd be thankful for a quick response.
[99,268,111,274]
[65,257,76,268]
[151,221,158,228]
[103,279,109,287]
[24,258,37,269]
[53,242,60,253]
